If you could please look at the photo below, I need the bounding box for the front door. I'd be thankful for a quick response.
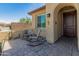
[63,11,76,37]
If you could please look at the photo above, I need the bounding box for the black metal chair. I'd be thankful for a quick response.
[26,29,46,46]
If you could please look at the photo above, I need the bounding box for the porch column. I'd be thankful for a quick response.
[46,10,55,43]
[77,7,79,50]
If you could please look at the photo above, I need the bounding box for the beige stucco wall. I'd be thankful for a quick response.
[11,23,32,39]
[0,31,11,42]
[76,5,79,49]
[46,3,79,49]
[31,3,79,49]
[31,8,46,37]
[0,27,11,42]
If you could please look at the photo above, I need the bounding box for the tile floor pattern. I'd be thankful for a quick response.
[2,36,79,56]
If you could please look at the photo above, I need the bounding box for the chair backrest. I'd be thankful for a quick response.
[28,30,33,34]
[23,30,32,34]
[23,30,28,34]
[37,29,41,37]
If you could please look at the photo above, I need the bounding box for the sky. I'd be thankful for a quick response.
[0,3,45,23]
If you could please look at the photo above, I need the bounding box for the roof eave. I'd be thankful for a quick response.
[28,5,46,15]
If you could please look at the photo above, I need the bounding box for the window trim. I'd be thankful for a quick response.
[36,13,46,28]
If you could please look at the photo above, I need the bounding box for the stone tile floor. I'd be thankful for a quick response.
[2,36,79,56]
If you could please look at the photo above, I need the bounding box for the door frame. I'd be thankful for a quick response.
[62,9,77,37]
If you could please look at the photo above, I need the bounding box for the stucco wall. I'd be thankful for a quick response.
[46,3,58,43]
[31,4,79,50]
[46,3,79,49]
[0,26,11,42]
[11,23,32,39]
[0,31,10,42]
[31,7,46,37]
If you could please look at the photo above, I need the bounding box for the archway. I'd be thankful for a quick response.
[53,4,77,43]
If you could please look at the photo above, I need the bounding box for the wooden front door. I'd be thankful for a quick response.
[63,11,76,37]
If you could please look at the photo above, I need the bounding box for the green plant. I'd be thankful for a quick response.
[20,17,32,24]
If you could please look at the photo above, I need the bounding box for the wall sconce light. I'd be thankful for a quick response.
[47,13,50,17]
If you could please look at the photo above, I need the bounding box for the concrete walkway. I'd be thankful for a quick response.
[2,37,79,56]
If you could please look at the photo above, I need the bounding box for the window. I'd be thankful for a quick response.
[37,14,46,28]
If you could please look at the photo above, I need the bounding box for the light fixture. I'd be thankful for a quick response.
[47,13,50,17]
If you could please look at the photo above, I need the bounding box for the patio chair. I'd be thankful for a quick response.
[26,29,46,46]
[21,30,34,41]
[28,29,41,42]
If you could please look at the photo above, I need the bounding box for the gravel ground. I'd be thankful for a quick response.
[2,37,79,56]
